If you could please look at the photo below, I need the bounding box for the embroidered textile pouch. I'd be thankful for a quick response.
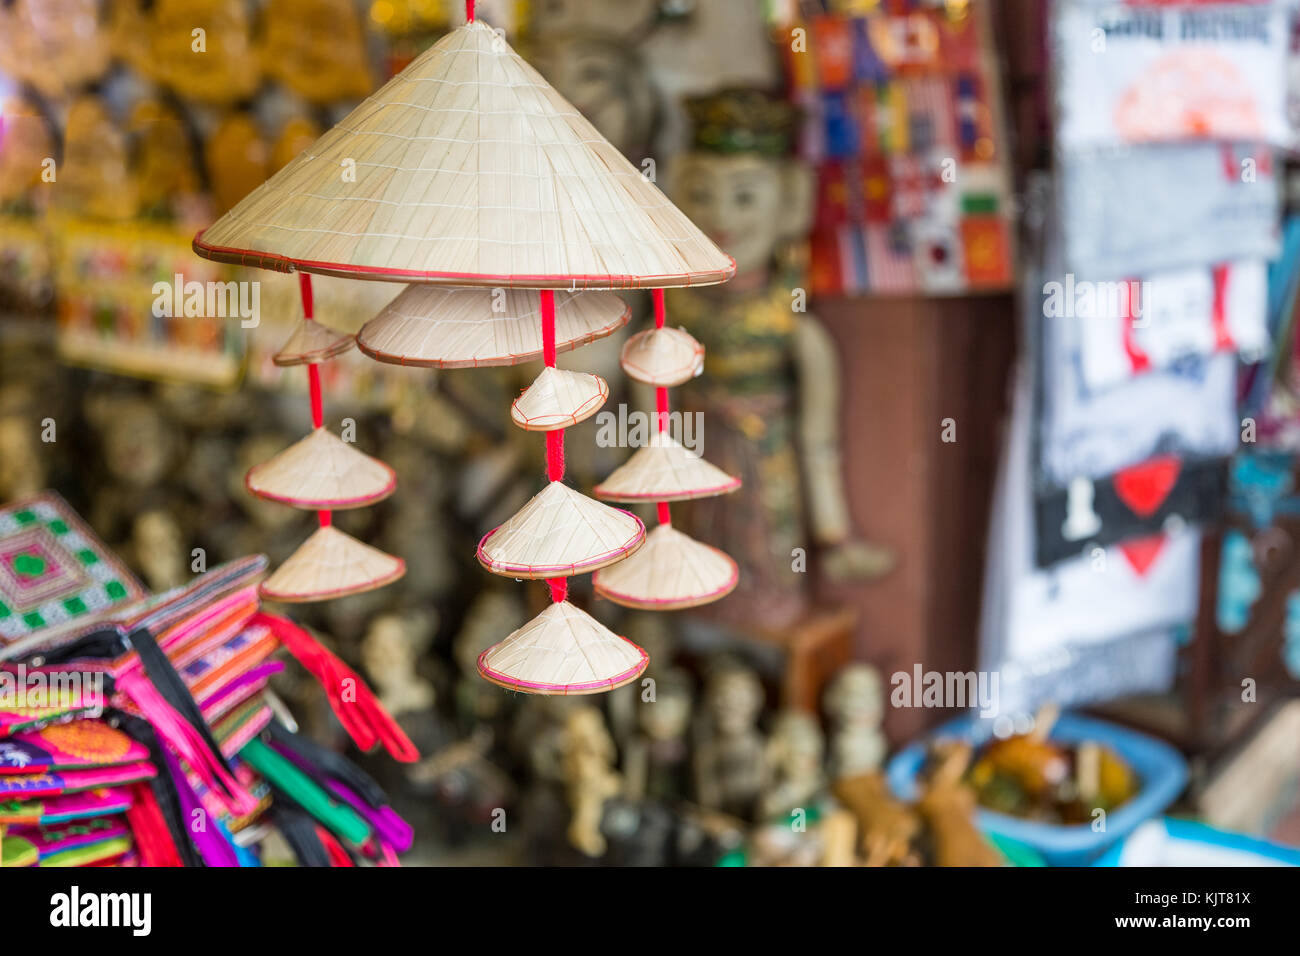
[0,721,149,774]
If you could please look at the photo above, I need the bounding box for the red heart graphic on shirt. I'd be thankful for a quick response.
[1114,456,1181,519]
[1119,534,1168,577]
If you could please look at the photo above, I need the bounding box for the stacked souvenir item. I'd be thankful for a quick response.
[245,273,405,605]
[591,290,741,611]
[1,492,413,867]
[979,0,1292,717]
[193,3,735,696]
[767,0,1016,296]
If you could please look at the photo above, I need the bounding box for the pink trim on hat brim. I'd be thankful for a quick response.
[258,558,407,604]
[510,379,609,432]
[243,466,398,511]
[475,512,646,580]
[194,232,737,290]
[476,643,649,696]
[593,475,742,503]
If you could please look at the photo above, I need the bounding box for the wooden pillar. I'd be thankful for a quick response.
[812,293,1017,742]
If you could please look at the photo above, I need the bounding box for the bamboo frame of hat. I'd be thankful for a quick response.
[245,272,405,604]
[195,3,737,696]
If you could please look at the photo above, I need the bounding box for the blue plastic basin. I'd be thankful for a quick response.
[885,712,1188,866]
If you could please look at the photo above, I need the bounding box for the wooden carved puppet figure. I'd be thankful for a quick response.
[693,662,766,820]
[561,706,622,858]
[667,88,893,629]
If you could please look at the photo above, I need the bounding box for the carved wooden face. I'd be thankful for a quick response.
[672,152,794,278]
[707,669,763,734]
[640,680,692,741]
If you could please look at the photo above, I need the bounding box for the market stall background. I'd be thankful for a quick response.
[1,0,1299,867]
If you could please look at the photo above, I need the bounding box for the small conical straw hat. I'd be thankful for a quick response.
[260,525,405,602]
[620,327,704,387]
[357,287,629,368]
[273,317,355,366]
[593,523,738,610]
[193,21,734,289]
[511,367,608,432]
[477,481,644,579]
[477,601,648,695]
[594,432,741,502]
[245,427,396,509]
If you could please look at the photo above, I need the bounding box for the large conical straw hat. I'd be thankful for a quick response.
[245,427,397,509]
[620,327,704,387]
[594,432,741,502]
[477,481,644,579]
[357,286,629,368]
[477,601,648,695]
[260,525,405,602]
[593,523,738,610]
[192,21,734,289]
[273,317,355,366]
[511,367,608,431]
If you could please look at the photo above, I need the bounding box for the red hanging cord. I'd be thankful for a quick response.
[541,289,566,483]
[307,363,324,428]
[466,1,475,23]
[302,273,331,527]
[541,289,568,602]
[652,288,671,526]
[299,271,314,320]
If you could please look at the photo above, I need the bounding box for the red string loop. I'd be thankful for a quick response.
[298,271,314,320]
[548,578,568,603]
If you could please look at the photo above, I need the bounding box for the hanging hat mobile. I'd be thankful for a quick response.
[592,290,741,610]
[243,273,405,603]
[194,1,735,694]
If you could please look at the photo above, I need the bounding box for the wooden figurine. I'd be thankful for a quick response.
[360,610,437,719]
[57,96,136,221]
[831,771,922,866]
[134,0,261,104]
[128,99,204,222]
[561,706,622,857]
[205,114,270,215]
[623,667,693,802]
[824,663,887,779]
[758,710,826,821]
[918,742,1003,867]
[693,662,766,819]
